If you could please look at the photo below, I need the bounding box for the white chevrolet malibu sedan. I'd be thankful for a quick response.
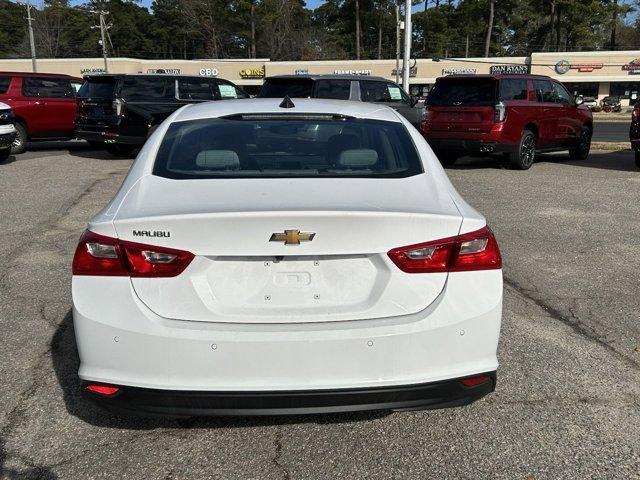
[72,98,502,416]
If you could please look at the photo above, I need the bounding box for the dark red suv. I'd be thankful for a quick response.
[420,74,593,169]
[631,102,639,169]
[0,72,82,153]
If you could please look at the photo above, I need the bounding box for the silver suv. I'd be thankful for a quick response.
[258,74,425,128]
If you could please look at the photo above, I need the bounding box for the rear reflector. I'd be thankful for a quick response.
[388,226,502,273]
[86,384,120,396]
[72,230,194,277]
[459,375,491,388]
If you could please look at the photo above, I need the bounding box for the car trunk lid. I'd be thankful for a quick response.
[112,174,463,324]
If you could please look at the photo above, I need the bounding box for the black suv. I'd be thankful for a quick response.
[258,75,425,128]
[75,74,248,156]
[0,102,16,161]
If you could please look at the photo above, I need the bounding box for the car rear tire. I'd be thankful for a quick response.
[106,144,136,158]
[87,140,104,149]
[0,147,10,162]
[436,151,458,166]
[510,129,536,170]
[11,123,27,154]
[569,126,592,160]
[635,150,640,169]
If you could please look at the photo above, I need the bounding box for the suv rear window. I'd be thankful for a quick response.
[153,116,422,179]
[0,76,10,94]
[427,79,496,106]
[121,77,175,101]
[78,77,118,99]
[258,79,314,98]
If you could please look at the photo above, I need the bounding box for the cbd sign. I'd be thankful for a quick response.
[199,68,219,77]
[239,67,265,79]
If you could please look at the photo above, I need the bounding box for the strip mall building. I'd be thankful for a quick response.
[1,50,639,105]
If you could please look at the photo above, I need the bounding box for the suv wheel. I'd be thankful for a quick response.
[106,144,136,158]
[11,123,27,155]
[0,147,10,162]
[510,129,536,170]
[635,150,640,169]
[569,126,592,160]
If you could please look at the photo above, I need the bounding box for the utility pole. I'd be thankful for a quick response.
[402,0,412,92]
[465,34,469,58]
[25,0,37,72]
[91,10,111,73]
[395,5,400,84]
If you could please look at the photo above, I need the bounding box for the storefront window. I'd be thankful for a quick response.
[609,82,640,105]
[562,82,598,98]
[409,84,431,99]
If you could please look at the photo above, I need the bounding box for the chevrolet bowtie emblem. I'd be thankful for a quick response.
[269,230,316,245]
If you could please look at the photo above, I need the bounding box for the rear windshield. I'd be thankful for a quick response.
[153,116,422,179]
[78,77,118,99]
[121,77,175,101]
[427,79,496,106]
[258,79,314,98]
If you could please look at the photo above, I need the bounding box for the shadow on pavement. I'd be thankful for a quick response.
[552,149,638,172]
[444,150,638,172]
[52,310,389,430]
[0,438,57,480]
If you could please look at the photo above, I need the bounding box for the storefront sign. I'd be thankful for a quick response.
[555,60,603,74]
[147,68,181,74]
[199,68,219,77]
[80,68,105,74]
[622,58,640,74]
[490,64,529,74]
[391,66,417,77]
[442,68,476,75]
[333,69,371,75]
[239,67,265,79]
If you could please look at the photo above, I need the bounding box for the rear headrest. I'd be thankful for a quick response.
[337,148,378,168]
[195,150,240,170]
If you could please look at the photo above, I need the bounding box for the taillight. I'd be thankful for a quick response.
[387,226,502,273]
[72,230,194,277]
[633,108,639,122]
[86,384,120,396]
[112,98,123,116]
[459,375,491,387]
[493,102,506,122]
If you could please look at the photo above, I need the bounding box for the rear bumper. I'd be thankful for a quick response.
[426,138,518,155]
[82,372,496,417]
[73,270,502,398]
[75,126,145,146]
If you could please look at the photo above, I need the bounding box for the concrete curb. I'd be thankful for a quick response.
[591,142,630,151]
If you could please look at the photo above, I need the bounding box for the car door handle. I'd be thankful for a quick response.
[34,100,43,105]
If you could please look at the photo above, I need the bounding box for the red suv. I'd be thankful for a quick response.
[421,74,593,169]
[631,102,639,169]
[0,72,82,153]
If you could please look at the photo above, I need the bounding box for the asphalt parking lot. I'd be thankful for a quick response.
[1,144,639,479]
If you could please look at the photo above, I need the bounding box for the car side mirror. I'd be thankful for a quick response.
[410,95,418,107]
[575,95,584,106]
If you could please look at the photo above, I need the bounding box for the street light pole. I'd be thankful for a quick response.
[25,0,37,72]
[395,5,400,84]
[402,0,412,92]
